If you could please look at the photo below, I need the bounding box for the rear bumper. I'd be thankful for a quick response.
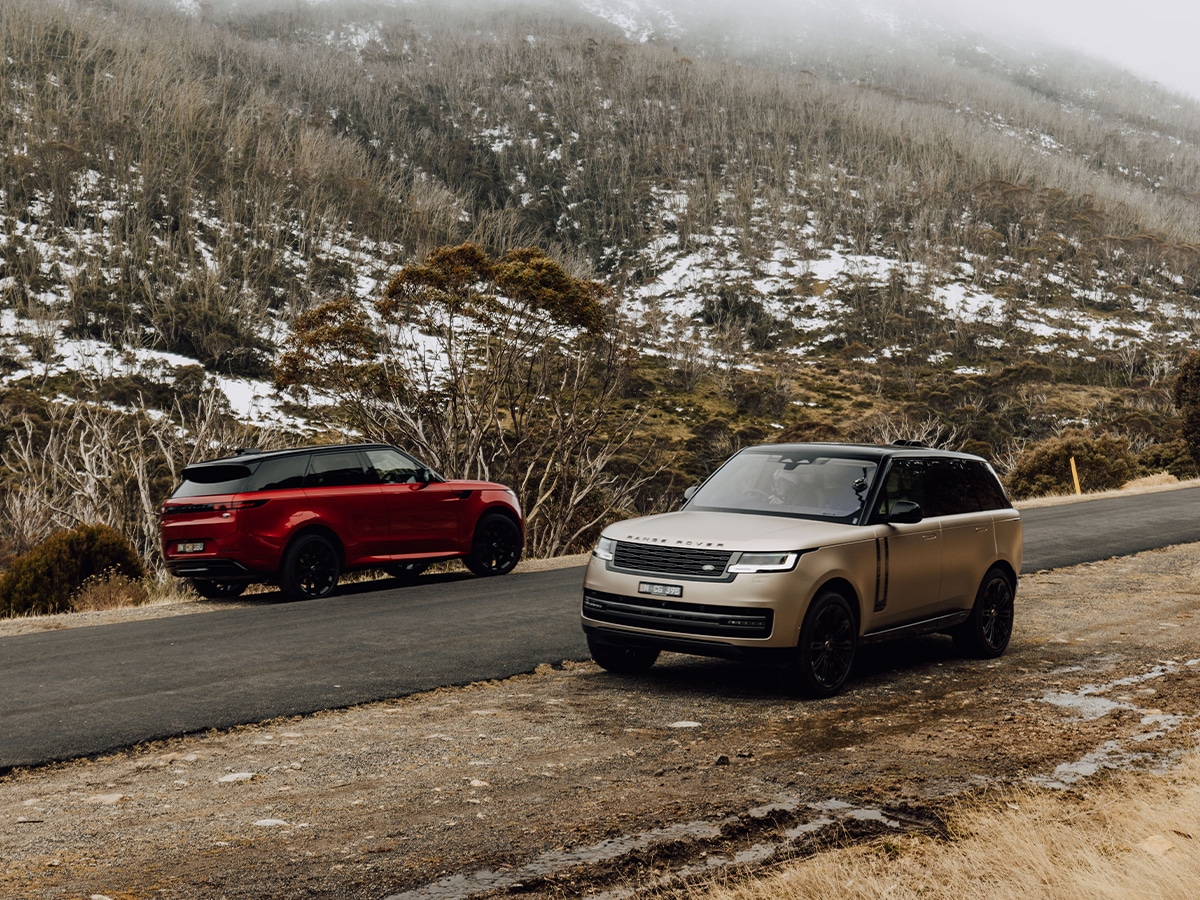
[165,559,260,581]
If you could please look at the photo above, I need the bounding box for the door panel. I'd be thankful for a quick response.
[382,482,471,554]
[362,447,471,555]
[938,512,995,607]
[873,524,943,627]
[302,450,388,565]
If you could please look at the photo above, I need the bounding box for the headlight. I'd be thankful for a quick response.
[594,536,616,561]
[728,551,799,574]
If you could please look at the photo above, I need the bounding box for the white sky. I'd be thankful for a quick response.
[908,0,1200,102]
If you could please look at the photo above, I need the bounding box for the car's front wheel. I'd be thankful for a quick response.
[280,534,341,601]
[788,588,857,698]
[464,514,522,576]
[587,635,660,675]
[188,579,246,600]
[953,567,1015,658]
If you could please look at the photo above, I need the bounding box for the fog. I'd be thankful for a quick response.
[164,0,1200,102]
[903,0,1200,102]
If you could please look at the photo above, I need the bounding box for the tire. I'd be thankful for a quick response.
[384,561,429,580]
[188,579,246,600]
[279,534,341,601]
[788,589,857,699]
[587,635,660,675]
[953,567,1015,658]
[463,514,523,577]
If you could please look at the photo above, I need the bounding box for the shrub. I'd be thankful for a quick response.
[0,524,146,617]
[1137,440,1199,480]
[1174,351,1200,472]
[1006,431,1137,500]
[71,569,151,612]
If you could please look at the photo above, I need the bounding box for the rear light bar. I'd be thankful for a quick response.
[161,499,269,515]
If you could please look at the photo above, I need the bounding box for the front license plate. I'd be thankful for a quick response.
[638,581,682,598]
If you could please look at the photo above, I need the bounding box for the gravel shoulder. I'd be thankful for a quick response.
[2,540,1199,899]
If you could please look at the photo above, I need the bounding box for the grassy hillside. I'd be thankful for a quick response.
[2,0,1199,567]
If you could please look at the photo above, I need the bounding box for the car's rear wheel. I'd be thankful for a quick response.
[464,514,522,576]
[280,534,341,600]
[188,579,246,600]
[587,635,660,674]
[788,589,857,698]
[953,567,1015,658]
[384,561,429,581]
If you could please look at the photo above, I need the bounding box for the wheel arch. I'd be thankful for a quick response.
[476,505,524,538]
[986,559,1018,591]
[282,524,345,568]
[810,577,862,637]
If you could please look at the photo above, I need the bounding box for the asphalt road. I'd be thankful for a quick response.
[2,485,1198,771]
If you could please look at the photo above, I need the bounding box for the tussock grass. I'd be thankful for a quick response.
[70,570,151,612]
[686,753,1200,900]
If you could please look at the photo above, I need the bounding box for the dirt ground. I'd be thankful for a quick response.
[2,543,1199,899]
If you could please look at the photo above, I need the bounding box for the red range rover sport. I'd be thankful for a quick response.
[160,443,524,600]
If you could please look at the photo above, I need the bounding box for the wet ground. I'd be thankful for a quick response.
[2,544,1199,899]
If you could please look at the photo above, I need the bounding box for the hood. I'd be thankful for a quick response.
[603,510,864,552]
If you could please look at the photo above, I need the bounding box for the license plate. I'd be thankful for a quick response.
[638,581,682,598]
[177,541,205,553]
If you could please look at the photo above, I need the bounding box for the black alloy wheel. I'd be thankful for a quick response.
[280,534,341,600]
[464,514,523,576]
[953,567,1015,658]
[188,579,246,600]
[790,589,857,698]
[587,635,660,675]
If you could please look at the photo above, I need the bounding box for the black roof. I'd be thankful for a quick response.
[185,443,395,469]
[740,442,990,463]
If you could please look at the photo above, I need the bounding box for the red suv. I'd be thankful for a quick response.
[160,444,524,600]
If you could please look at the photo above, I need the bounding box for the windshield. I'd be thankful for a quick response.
[687,449,879,524]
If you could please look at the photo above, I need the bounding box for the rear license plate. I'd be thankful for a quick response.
[177,541,205,553]
[638,581,682,598]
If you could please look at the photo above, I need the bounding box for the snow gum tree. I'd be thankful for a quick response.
[276,243,665,557]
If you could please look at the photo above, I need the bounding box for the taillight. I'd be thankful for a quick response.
[161,499,268,516]
[224,499,268,510]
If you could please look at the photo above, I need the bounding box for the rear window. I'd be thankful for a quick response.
[171,464,253,498]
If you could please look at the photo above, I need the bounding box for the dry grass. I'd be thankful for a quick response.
[689,752,1200,900]
[69,570,152,612]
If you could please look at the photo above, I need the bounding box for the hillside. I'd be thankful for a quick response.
[2,0,1199,566]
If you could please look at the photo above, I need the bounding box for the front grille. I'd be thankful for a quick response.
[583,590,773,639]
[613,542,733,578]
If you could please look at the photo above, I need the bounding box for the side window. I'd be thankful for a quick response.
[364,447,426,484]
[926,459,983,517]
[244,455,309,493]
[969,462,1011,510]
[304,450,374,488]
[876,459,928,518]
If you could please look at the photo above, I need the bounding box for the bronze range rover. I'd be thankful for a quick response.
[582,442,1022,697]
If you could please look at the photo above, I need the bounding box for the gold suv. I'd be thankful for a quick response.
[581,442,1022,697]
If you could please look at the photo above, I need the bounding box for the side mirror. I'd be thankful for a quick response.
[887,500,924,524]
[683,485,699,502]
